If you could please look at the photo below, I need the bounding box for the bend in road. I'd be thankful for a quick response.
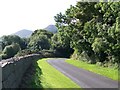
[47,58,118,89]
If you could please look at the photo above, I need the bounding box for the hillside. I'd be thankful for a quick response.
[44,25,58,33]
[13,29,33,38]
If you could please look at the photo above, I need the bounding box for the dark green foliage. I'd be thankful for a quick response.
[0,35,28,59]
[1,2,119,66]
[29,35,50,50]
[0,54,7,60]
[15,49,33,57]
[29,29,53,51]
[40,50,56,58]
[51,33,74,58]
[31,29,53,38]
[1,35,27,50]
[19,62,43,88]
[2,43,20,59]
[54,2,120,65]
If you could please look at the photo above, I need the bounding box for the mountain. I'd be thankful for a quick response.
[13,29,33,38]
[44,25,58,33]
[12,25,57,38]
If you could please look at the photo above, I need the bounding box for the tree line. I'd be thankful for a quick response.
[0,2,119,68]
[54,2,120,67]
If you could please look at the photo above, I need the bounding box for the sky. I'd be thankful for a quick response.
[0,0,78,37]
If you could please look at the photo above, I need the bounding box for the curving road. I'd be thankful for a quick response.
[47,58,118,89]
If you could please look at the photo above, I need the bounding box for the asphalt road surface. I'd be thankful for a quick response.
[47,58,119,89]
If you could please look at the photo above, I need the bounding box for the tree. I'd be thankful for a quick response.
[1,35,27,50]
[2,43,20,59]
[29,29,52,51]
[54,1,120,65]
[51,33,74,57]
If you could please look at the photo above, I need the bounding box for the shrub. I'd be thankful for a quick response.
[96,62,102,66]
[2,43,20,59]
[40,50,55,58]
[15,49,32,57]
[0,54,7,59]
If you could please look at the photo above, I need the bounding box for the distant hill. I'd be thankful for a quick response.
[12,25,57,38]
[44,25,58,33]
[13,29,33,38]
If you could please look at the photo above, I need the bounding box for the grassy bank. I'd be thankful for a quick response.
[66,59,118,80]
[30,58,80,88]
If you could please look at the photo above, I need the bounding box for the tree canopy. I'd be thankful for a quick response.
[54,2,120,64]
[1,35,27,50]
[28,29,53,51]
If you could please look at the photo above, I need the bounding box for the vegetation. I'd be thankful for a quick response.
[1,43,21,59]
[0,30,54,59]
[0,35,28,59]
[0,1,119,80]
[28,58,80,88]
[54,2,120,66]
[1,35,27,50]
[1,2,119,63]
[66,59,118,80]
[28,29,53,51]
[0,1,119,89]
[51,33,74,57]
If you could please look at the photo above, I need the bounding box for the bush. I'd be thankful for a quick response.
[15,49,33,57]
[96,62,102,66]
[2,43,20,59]
[0,54,7,59]
[39,50,63,58]
[40,50,55,58]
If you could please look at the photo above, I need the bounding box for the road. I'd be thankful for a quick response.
[47,58,118,89]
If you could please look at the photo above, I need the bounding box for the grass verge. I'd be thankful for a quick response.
[66,59,118,80]
[30,58,80,88]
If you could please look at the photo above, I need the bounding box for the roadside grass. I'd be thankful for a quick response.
[66,59,118,81]
[30,58,80,88]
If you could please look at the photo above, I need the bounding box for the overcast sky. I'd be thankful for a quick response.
[0,0,78,37]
